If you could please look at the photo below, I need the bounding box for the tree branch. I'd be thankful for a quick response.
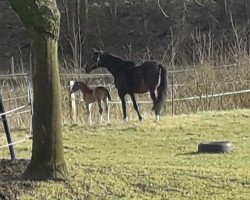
[157,0,169,18]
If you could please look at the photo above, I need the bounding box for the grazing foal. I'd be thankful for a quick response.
[70,81,111,125]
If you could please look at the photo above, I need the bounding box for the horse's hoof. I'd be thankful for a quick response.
[155,115,160,122]
[139,116,143,121]
[123,117,128,123]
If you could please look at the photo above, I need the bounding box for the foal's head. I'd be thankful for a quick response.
[70,81,87,94]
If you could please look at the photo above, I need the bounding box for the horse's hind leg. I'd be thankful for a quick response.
[118,92,128,122]
[149,90,157,111]
[149,89,160,121]
[97,100,103,124]
[130,93,142,121]
[155,87,164,121]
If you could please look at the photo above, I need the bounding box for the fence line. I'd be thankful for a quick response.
[0,72,29,78]
[0,105,28,117]
[2,95,28,102]
[71,89,250,105]
[173,89,250,101]
[0,88,32,158]
[0,63,239,79]
[0,71,248,128]
[8,110,31,117]
[87,79,250,89]
[0,135,31,150]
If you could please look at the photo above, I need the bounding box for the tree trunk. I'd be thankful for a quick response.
[244,0,250,56]
[141,0,148,35]
[110,0,118,21]
[80,0,89,38]
[244,0,250,22]
[8,0,68,180]
[80,0,89,61]
[217,0,232,28]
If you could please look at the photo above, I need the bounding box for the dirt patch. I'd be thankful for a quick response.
[0,159,33,200]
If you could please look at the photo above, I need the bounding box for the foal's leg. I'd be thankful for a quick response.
[86,103,92,125]
[104,97,110,123]
[130,93,142,121]
[97,100,103,124]
[118,92,128,122]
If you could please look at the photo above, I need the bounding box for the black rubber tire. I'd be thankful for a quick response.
[198,141,234,153]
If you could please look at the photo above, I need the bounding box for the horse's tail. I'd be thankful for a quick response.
[154,64,168,115]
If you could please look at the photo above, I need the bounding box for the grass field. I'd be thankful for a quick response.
[1,109,250,199]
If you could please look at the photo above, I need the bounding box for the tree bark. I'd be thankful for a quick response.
[217,0,232,28]
[8,0,68,180]
[244,0,250,22]
[80,0,89,61]
[80,0,88,38]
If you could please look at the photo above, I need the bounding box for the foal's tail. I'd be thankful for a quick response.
[154,64,168,115]
[106,89,112,101]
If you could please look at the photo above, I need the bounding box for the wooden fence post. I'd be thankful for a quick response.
[10,56,15,75]
[0,94,15,160]
[69,80,77,123]
[28,81,33,135]
[171,71,175,115]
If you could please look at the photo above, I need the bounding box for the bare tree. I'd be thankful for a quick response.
[80,0,89,60]
[217,0,232,28]
[8,0,68,180]
[244,0,250,22]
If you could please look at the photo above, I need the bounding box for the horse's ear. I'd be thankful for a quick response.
[93,47,99,52]
[93,47,100,52]
[93,47,103,55]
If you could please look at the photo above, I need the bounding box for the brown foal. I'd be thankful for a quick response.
[70,81,111,125]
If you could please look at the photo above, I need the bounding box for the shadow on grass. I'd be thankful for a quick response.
[176,151,200,156]
[177,151,232,156]
[0,159,33,199]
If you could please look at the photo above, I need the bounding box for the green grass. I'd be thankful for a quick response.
[1,109,250,199]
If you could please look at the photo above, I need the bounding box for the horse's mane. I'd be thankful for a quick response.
[105,52,136,68]
[79,81,91,90]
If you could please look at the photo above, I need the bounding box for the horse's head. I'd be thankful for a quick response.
[70,81,81,93]
[85,48,105,73]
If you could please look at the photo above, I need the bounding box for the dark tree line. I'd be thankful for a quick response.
[59,0,250,67]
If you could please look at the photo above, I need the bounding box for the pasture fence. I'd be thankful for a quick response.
[0,85,33,159]
[0,63,249,125]
[0,94,15,159]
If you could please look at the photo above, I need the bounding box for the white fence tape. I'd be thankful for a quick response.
[174,89,250,102]
[0,105,28,117]
[72,89,249,104]
[2,95,28,102]
[8,110,31,117]
[0,136,31,149]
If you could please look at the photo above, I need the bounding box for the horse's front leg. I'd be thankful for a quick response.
[130,93,142,121]
[86,103,92,125]
[118,92,128,122]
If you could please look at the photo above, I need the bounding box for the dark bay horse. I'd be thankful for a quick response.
[85,50,168,121]
[70,81,111,124]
